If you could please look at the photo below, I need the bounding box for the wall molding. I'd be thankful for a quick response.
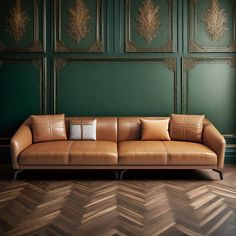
[53,57,177,114]
[54,0,104,52]
[182,57,236,137]
[0,0,46,52]
[0,57,47,139]
[188,0,236,52]
[125,0,174,52]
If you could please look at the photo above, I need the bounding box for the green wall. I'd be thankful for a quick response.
[0,0,236,163]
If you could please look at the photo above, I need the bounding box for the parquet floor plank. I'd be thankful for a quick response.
[0,167,236,235]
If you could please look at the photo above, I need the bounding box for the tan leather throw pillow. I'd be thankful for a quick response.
[141,119,171,141]
[169,114,205,143]
[31,114,67,143]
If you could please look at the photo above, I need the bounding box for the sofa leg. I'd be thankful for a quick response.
[120,170,127,180]
[111,171,119,180]
[13,170,23,180]
[213,169,223,180]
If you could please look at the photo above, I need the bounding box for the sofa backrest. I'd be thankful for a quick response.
[117,117,169,142]
[65,117,117,142]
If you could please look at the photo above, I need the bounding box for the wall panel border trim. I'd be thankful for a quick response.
[125,0,175,52]
[0,0,46,52]
[0,56,47,120]
[52,57,177,114]
[182,57,236,138]
[54,0,104,52]
[188,0,236,52]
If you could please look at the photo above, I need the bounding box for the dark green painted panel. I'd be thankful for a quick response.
[54,0,104,52]
[126,0,175,52]
[129,0,168,47]
[189,0,236,52]
[56,61,175,116]
[0,0,45,51]
[186,61,236,134]
[61,0,96,48]
[0,60,42,137]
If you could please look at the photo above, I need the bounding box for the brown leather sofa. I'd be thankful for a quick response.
[11,117,226,180]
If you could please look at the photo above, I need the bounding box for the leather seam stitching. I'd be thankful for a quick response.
[183,116,187,140]
[48,115,53,141]
[162,142,169,165]
[67,141,74,165]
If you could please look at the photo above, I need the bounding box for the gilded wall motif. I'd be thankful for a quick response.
[188,0,236,52]
[126,0,175,52]
[137,0,160,43]
[0,0,45,52]
[6,0,29,44]
[67,0,91,44]
[202,0,228,41]
[54,0,104,52]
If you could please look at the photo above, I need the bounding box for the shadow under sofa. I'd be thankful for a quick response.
[10,116,226,180]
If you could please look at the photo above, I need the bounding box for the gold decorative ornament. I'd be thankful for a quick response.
[6,0,29,44]
[163,58,176,72]
[68,0,91,44]
[137,0,160,43]
[183,58,198,72]
[202,0,228,41]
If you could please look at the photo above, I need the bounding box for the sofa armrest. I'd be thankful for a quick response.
[10,118,32,169]
[203,120,226,169]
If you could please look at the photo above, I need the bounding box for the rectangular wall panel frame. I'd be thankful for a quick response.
[182,57,236,138]
[188,0,236,52]
[0,0,46,52]
[54,0,104,52]
[125,0,175,52]
[0,57,47,139]
[52,57,177,114]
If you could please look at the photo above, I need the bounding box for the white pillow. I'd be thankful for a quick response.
[69,119,96,140]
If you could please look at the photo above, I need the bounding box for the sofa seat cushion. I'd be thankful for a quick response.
[19,141,74,165]
[118,141,167,165]
[69,141,118,165]
[162,141,217,165]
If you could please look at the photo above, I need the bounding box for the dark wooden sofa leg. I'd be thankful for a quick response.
[213,169,223,180]
[14,170,23,180]
[111,171,119,180]
[120,170,127,180]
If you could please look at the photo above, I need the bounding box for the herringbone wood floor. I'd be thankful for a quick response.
[0,166,236,236]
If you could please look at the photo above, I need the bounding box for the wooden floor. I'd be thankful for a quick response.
[0,166,236,236]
